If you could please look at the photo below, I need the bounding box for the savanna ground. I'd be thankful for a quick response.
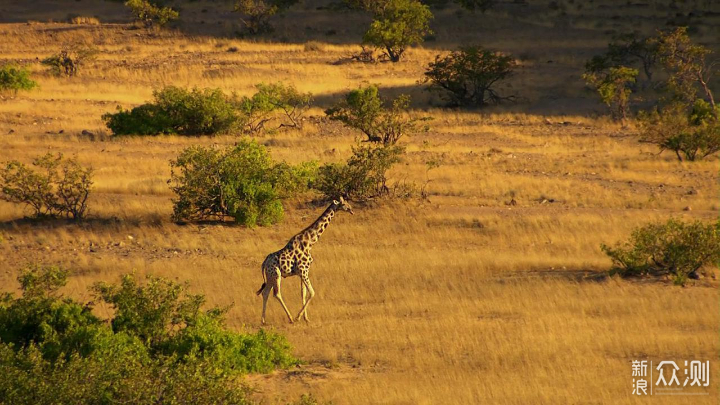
[0,0,719,403]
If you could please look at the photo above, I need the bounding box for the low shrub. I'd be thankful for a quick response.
[602,218,720,285]
[638,100,720,161]
[169,139,317,226]
[93,272,299,373]
[314,145,403,200]
[69,16,101,25]
[0,153,93,220]
[0,64,37,94]
[104,86,242,136]
[0,265,301,404]
[41,47,97,77]
[104,84,312,136]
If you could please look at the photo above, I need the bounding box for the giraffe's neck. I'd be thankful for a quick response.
[298,204,337,247]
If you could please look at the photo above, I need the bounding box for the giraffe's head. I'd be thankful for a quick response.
[333,196,354,215]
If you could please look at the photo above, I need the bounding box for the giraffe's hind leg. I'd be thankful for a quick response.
[271,270,294,324]
[260,284,271,325]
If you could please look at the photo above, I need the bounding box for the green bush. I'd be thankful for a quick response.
[104,86,243,136]
[315,145,403,200]
[424,45,516,107]
[326,85,429,146]
[169,139,317,226]
[602,218,720,286]
[0,265,300,404]
[583,65,638,121]
[638,100,720,161]
[93,273,299,373]
[0,64,37,94]
[125,0,179,27]
[0,265,102,363]
[0,153,93,220]
[362,0,433,62]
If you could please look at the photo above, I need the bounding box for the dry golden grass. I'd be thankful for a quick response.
[0,1,719,403]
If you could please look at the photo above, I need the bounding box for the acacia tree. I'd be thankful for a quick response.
[325,85,429,145]
[362,0,433,62]
[653,27,717,111]
[583,66,638,121]
[124,0,178,27]
[234,0,298,35]
[585,33,658,86]
[424,45,516,107]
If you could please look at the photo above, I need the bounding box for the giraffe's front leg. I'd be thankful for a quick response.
[300,283,309,322]
[295,268,314,322]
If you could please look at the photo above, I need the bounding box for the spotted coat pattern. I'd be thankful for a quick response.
[257,198,353,324]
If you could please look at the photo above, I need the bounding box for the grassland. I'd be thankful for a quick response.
[0,0,718,403]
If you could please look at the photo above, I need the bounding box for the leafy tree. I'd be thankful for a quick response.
[638,100,720,161]
[0,64,37,94]
[169,140,317,226]
[424,45,516,107]
[362,0,433,62]
[234,0,299,35]
[583,66,638,121]
[253,83,313,128]
[652,27,717,111]
[602,218,720,286]
[326,85,429,145]
[125,0,179,27]
[0,153,93,220]
[585,33,658,86]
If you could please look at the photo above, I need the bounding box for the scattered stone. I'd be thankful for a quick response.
[127,235,134,241]
[683,206,692,211]
[81,129,94,137]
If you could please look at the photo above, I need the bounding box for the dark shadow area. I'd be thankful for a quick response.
[0,214,166,234]
[4,0,718,52]
[310,81,606,118]
[522,268,610,283]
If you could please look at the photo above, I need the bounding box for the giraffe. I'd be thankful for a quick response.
[256,197,354,324]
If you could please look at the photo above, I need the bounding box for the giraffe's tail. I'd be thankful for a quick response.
[255,282,266,296]
[256,258,268,296]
